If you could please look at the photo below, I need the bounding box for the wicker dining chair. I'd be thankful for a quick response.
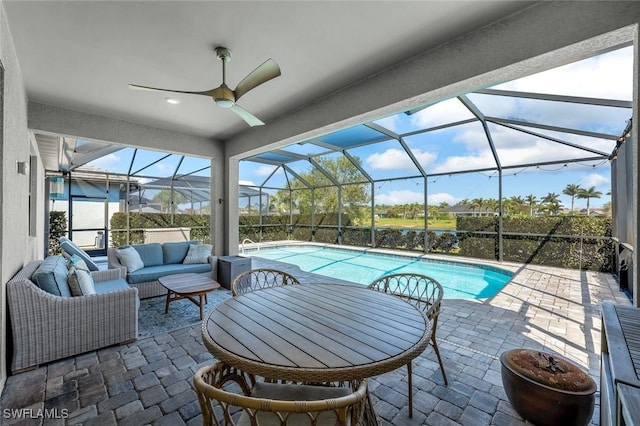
[194,362,368,426]
[367,273,447,417]
[231,268,301,296]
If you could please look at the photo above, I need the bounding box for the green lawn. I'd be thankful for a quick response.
[374,217,456,230]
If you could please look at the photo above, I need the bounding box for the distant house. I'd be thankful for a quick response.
[580,208,605,216]
[444,204,497,217]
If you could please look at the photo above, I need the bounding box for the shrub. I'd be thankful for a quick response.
[49,211,67,255]
[456,215,613,271]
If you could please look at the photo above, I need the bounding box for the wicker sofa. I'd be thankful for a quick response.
[6,257,138,374]
[107,241,217,299]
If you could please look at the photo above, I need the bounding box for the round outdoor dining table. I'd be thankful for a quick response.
[201,283,431,383]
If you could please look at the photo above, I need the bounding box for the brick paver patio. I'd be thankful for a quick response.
[1,255,631,425]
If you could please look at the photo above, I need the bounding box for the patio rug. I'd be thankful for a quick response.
[137,288,233,339]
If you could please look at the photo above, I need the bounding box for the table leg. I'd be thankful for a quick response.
[165,291,172,314]
[199,294,204,320]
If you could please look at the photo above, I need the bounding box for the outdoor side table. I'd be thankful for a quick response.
[217,255,251,289]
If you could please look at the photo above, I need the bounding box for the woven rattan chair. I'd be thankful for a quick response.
[367,273,447,417]
[194,362,368,426]
[231,268,301,296]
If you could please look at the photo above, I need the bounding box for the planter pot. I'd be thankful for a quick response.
[500,349,596,426]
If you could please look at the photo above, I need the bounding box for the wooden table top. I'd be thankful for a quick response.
[158,273,220,295]
[202,283,431,382]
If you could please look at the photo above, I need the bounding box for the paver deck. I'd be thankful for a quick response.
[1,255,631,425]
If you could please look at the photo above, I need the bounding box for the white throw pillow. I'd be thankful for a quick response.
[116,246,145,272]
[68,267,97,296]
[183,244,212,264]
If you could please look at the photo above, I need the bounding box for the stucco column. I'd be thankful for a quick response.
[224,157,240,255]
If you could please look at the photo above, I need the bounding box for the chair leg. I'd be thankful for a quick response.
[407,361,413,417]
[431,334,448,386]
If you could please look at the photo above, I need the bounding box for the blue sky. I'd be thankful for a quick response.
[239,46,633,210]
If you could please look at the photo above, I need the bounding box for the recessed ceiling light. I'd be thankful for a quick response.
[165,97,180,105]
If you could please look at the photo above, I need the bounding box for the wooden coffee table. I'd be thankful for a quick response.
[158,273,220,320]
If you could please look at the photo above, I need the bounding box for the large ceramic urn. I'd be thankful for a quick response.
[500,349,596,426]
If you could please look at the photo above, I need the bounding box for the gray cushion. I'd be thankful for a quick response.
[130,243,163,267]
[31,256,72,297]
[60,239,100,271]
[126,263,212,284]
[237,382,352,426]
[162,241,200,264]
[183,244,212,264]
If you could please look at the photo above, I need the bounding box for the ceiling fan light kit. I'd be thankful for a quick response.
[129,46,281,127]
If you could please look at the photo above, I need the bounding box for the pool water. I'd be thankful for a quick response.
[246,245,513,300]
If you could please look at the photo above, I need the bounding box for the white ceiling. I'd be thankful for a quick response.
[3,1,535,141]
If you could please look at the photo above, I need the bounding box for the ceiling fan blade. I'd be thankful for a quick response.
[228,104,265,127]
[233,59,281,101]
[128,83,214,97]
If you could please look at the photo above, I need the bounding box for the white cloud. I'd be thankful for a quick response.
[427,123,614,174]
[154,163,172,174]
[410,98,474,129]
[255,165,277,176]
[579,173,609,189]
[374,115,401,133]
[376,190,423,205]
[375,189,458,206]
[428,192,459,205]
[495,46,633,101]
[366,148,435,170]
[89,153,120,169]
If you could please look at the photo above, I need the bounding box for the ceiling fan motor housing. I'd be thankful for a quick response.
[212,85,235,108]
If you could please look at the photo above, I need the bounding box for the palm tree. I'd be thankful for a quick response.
[470,198,484,215]
[484,198,499,214]
[525,194,537,217]
[542,192,562,215]
[506,196,524,216]
[577,186,602,215]
[562,184,582,214]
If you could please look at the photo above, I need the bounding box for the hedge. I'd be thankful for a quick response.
[456,215,613,271]
[49,211,67,255]
[110,212,210,246]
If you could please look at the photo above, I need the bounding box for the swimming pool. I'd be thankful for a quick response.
[245,244,513,300]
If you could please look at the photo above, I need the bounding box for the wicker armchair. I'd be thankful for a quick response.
[194,362,368,426]
[231,268,301,296]
[367,273,447,417]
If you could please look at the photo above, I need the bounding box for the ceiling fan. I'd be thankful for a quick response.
[129,47,281,127]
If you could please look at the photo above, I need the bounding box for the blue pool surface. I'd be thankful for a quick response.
[247,245,513,300]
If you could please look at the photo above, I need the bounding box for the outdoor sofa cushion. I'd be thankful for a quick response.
[183,243,213,264]
[94,278,130,294]
[126,263,212,284]
[31,256,72,297]
[162,240,201,264]
[116,246,145,272]
[128,243,164,267]
[59,237,100,271]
